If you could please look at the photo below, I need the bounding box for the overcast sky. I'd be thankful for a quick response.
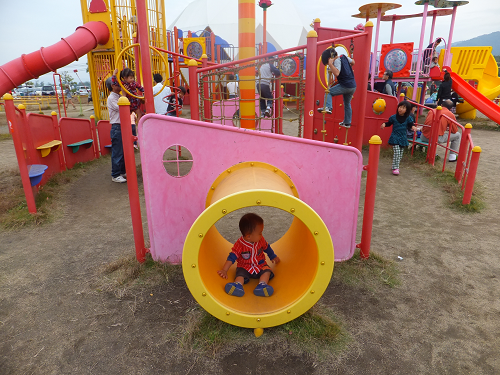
[0,0,498,85]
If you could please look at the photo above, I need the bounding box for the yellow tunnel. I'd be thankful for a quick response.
[182,162,334,329]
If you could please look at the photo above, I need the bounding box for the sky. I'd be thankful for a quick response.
[0,0,498,86]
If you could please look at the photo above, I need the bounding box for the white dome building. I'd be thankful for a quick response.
[168,0,311,52]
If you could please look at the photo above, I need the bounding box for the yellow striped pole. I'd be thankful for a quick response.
[239,0,256,129]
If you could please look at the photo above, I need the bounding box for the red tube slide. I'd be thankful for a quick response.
[0,21,109,96]
[445,66,500,125]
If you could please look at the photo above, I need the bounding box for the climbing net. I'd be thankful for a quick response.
[198,53,305,137]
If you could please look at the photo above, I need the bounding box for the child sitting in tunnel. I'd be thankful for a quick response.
[217,213,280,297]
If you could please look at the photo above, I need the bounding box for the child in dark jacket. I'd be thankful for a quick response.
[381,101,418,176]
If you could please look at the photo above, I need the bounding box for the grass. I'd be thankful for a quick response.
[97,247,400,359]
[380,146,485,212]
[457,116,500,131]
[0,133,12,141]
[0,156,108,228]
[98,253,183,290]
[332,249,401,290]
[181,303,349,358]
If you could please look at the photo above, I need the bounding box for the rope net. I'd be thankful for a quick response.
[198,53,305,137]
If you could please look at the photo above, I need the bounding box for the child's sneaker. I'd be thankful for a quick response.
[339,122,351,128]
[253,282,274,297]
[112,175,127,183]
[392,169,400,176]
[264,107,271,117]
[317,107,332,114]
[225,282,244,297]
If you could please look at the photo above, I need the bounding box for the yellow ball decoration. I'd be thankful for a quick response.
[372,98,387,115]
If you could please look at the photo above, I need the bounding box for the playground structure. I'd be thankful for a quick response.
[357,1,500,124]
[0,0,488,332]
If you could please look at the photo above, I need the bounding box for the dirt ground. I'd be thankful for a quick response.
[0,105,500,374]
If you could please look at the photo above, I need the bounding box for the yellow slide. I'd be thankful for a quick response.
[182,162,334,330]
[439,47,500,119]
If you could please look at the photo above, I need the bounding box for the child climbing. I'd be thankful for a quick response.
[317,47,356,128]
[381,101,418,176]
[112,68,144,119]
[217,213,280,297]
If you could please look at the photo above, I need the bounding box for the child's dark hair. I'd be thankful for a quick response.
[239,213,264,236]
[153,73,163,83]
[178,86,187,95]
[432,56,438,61]
[321,47,337,66]
[228,74,235,81]
[120,68,135,80]
[397,100,412,118]
[105,78,113,91]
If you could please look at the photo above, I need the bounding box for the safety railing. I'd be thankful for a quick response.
[403,96,480,205]
[194,52,305,136]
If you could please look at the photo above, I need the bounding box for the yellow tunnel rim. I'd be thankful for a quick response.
[183,189,334,329]
[205,161,299,208]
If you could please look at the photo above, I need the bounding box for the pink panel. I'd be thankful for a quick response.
[59,118,95,169]
[97,120,112,156]
[139,114,363,263]
[27,113,63,184]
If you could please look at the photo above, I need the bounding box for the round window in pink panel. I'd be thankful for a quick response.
[162,145,193,177]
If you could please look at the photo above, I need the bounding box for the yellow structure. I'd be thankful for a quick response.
[80,0,169,120]
[439,46,500,119]
[183,37,207,60]
[182,162,334,330]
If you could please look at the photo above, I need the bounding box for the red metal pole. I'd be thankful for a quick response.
[354,21,373,152]
[427,106,441,165]
[303,30,318,139]
[462,146,481,205]
[278,84,284,134]
[118,97,147,262]
[50,111,65,172]
[89,115,100,159]
[263,9,267,55]
[3,94,37,213]
[359,135,381,259]
[313,18,320,33]
[188,59,200,121]
[132,33,142,86]
[135,0,155,114]
[455,123,471,181]
[202,55,210,121]
[53,73,66,118]
[174,27,180,88]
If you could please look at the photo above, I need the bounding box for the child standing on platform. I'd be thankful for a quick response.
[217,213,280,297]
[381,101,418,176]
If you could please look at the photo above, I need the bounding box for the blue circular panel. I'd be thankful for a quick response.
[186,42,203,59]
[281,58,297,76]
[384,49,407,73]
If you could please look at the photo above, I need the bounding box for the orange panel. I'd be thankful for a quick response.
[378,43,414,78]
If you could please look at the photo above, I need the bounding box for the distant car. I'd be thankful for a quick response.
[28,88,39,96]
[14,88,28,97]
[41,85,55,96]
[77,86,89,95]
